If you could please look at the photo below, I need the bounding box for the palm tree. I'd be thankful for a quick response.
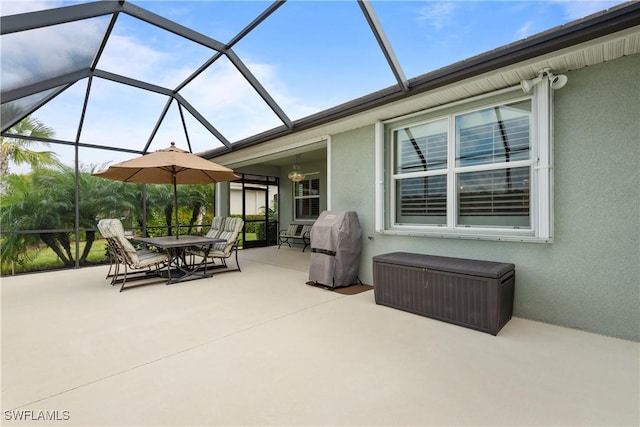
[0,115,60,193]
[0,174,44,269]
[145,184,177,236]
[76,165,138,262]
[142,184,212,236]
[0,165,134,269]
[0,168,72,267]
[185,184,214,234]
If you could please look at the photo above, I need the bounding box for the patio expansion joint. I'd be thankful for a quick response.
[8,294,346,410]
[243,259,309,273]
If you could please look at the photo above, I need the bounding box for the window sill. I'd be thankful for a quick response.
[378,228,552,243]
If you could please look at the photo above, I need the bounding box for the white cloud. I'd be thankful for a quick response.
[416,2,458,30]
[516,21,534,40]
[3,0,330,171]
[1,16,105,91]
[97,34,171,82]
[178,55,320,142]
[179,63,279,140]
[0,0,63,16]
[8,36,312,169]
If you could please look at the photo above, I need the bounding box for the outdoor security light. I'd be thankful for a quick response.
[549,73,568,89]
[520,75,544,93]
[521,68,568,93]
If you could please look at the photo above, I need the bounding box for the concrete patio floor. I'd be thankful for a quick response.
[1,246,638,426]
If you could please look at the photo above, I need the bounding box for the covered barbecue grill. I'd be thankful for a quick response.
[308,210,362,288]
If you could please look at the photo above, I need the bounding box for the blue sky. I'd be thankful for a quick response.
[0,0,628,172]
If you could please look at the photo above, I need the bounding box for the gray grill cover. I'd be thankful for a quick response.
[308,210,362,288]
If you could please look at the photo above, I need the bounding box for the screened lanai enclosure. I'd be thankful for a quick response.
[1,0,633,272]
[1,1,418,157]
[2,0,418,271]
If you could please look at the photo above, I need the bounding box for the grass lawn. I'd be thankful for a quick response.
[1,240,109,276]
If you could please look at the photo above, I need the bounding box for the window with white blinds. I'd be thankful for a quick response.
[396,175,447,224]
[395,119,448,172]
[457,167,530,227]
[455,101,531,227]
[294,174,320,221]
[384,91,553,241]
[456,104,531,167]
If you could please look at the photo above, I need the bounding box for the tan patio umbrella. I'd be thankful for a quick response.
[93,142,238,238]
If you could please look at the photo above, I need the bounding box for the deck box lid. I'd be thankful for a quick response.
[373,252,514,279]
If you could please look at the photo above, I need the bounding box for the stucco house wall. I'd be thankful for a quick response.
[330,54,639,341]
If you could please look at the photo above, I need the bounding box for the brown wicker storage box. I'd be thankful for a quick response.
[373,252,515,335]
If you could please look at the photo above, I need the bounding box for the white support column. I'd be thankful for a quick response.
[215,181,231,217]
[534,77,553,240]
[374,121,385,232]
[326,135,332,211]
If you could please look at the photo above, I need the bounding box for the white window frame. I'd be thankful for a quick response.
[375,83,554,243]
[293,172,321,222]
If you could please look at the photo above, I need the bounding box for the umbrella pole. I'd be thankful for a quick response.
[173,174,179,239]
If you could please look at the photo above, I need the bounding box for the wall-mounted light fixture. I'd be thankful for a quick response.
[521,67,568,93]
[548,72,568,90]
[287,154,305,182]
[520,74,544,93]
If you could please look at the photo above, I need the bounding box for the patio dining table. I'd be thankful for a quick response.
[132,235,224,284]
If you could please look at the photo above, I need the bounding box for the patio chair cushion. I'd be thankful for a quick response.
[204,217,241,255]
[185,216,244,273]
[96,218,169,291]
[205,216,226,239]
[189,217,243,259]
[107,219,167,268]
[97,219,110,237]
[99,219,124,258]
[301,225,313,238]
[283,224,299,237]
[278,223,313,251]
